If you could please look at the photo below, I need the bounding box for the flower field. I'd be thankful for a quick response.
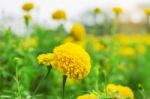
[0,2,150,99]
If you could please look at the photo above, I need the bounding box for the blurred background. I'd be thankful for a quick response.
[0,0,150,34]
[0,0,150,99]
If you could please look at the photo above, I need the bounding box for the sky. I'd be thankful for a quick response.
[0,0,150,34]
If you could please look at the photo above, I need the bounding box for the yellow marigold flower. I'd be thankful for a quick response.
[106,84,117,97]
[37,43,91,79]
[37,53,54,66]
[144,8,150,15]
[70,23,86,41]
[119,47,135,57]
[106,84,134,99]
[24,13,32,20]
[52,10,67,20]
[22,2,34,11]
[94,7,101,14]
[117,85,134,99]
[77,93,98,99]
[52,43,91,79]
[112,7,123,15]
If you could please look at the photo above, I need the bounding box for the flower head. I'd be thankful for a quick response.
[22,2,34,11]
[106,84,134,99]
[144,8,150,15]
[70,23,86,41]
[94,7,101,14]
[37,53,53,66]
[77,93,98,99]
[52,10,67,20]
[37,43,91,79]
[112,7,123,15]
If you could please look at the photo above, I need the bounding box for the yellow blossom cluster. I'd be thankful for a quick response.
[22,2,34,11]
[52,10,67,20]
[37,42,91,79]
[144,8,150,15]
[112,7,123,15]
[106,84,134,99]
[70,23,86,41]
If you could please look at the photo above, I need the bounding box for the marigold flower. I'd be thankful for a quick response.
[22,2,34,11]
[70,23,86,41]
[52,43,91,79]
[52,10,67,20]
[106,84,134,99]
[94,7,101,14]
[144,8,150,15]
[119,47,135,57]
[37,53,54,66]
[112,7,123,15]
[77,93,98,99]
[37,43,91,79]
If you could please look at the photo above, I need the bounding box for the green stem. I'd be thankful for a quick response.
[146,15,150,32]
[111,14,119,35]
[14,67,22,99]
[33,66,52,95]
[62,75,67,99]
[45,66,52,79]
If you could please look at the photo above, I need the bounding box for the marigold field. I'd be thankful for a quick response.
[0,2,150,99]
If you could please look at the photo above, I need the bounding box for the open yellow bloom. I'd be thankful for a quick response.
[70,23,86,41]
[112,7,123,15]
[22,2,34,11]
[144,8,150,15]
[94,7,101,14]
[37,53,53,66]
[106,84,134,99]
[37,43,91,79]
[52,10,67,20]
[119,47,135,57]
[77,93,98,99]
